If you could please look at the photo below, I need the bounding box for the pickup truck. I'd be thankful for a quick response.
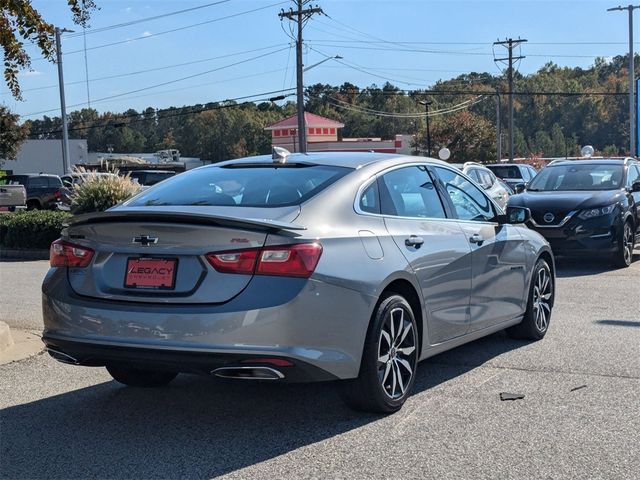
[3,174,71,210]
[0,180,27,211]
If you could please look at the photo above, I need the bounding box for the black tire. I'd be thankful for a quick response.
[340,294,419,414]
[507,258,554,341]
[106,365,177,388]
[612,221,635,268]
[26,200,41,210]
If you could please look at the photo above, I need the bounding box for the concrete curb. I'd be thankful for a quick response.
[0,248,49,260]
[0,328,44,365]
[0,321,13,351]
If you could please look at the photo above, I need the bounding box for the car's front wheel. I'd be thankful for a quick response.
[507,258,554,340]
[106,365,177,388]
[340,294,418,414]
[612,221,635,268]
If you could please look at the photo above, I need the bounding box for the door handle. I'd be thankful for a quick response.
[469,233,484,245]
[405,235,424,247]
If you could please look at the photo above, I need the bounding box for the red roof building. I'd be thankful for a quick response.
[264,113,413,155]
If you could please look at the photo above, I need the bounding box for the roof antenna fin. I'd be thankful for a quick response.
[272,146,291,164]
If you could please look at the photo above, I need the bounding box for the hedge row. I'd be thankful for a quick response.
[0,210,71,250]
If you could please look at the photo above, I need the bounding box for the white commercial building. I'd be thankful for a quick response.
[1,139,89,176]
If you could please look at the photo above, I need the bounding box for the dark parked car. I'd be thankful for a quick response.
[486,163,538,190]
[3,174,70,210]
[128,170,176,187]
[508,158,640,267]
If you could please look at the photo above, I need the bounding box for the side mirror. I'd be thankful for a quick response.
[514,183,526,194]
[503,206,531,224]
[632,180,640,192]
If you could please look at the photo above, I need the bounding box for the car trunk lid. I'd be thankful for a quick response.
[64,206,303,304]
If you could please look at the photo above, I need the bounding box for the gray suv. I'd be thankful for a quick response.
[42,152,555,413]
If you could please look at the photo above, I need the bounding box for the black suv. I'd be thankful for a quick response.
[508,158,640,267]
[3,174,71,210]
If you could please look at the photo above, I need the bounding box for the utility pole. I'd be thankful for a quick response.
[496,88,502,162]
[279,1,323,153]
[55,27,73,174]
[419,100,432,157]
[494,38,527,161]
[608,5,639,156]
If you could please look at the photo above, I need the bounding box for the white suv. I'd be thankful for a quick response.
[449,162,510,208]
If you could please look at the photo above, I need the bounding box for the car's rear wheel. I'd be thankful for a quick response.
[612,221,635,268]
[340,294,418,414]
[26,200,41,210]
[507,258,553,341]
[106,365,177,388]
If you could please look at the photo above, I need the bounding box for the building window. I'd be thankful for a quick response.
[290,129,296,135]
[274,130,281,137]
[323,128,329,135]
[330,128,336,134]
[308,128,314,135]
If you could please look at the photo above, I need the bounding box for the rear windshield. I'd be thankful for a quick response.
[528,164,624,191]
[486,165,521,179]
[127,164,352,207]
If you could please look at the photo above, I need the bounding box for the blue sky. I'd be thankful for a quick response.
[2,0,637,120]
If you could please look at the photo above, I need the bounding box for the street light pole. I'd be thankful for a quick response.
[608,4,640,156]
[55,27,74,174]
[419,100,432,157]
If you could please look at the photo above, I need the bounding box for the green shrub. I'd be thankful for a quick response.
[71,172,141,214]
[0,210,71,249]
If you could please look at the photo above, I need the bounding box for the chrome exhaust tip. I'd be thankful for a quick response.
[46,347,79,365]
[211,366,284,380]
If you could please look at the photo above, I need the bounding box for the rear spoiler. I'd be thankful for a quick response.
[66,210,307,234]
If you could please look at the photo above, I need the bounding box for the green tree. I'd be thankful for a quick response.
[1,0,97,99]
[0,106,30,163]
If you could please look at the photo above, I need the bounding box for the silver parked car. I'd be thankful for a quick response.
[449,162,511,208]
[42,152,555,413]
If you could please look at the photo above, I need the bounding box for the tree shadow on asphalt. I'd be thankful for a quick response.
[0,333,525,479]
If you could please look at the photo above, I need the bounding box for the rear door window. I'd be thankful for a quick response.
[47,177,62,188]
[379,166,447,218]
[359,181,380,214]
[128,164,352,207]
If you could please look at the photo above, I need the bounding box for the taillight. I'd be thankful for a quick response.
[205,243,322,278]
[50,239,94,267]
[256,244,323,277]
[205,249,258,274]
[54,190,61,199]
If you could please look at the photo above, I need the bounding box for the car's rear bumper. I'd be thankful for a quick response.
[42,335,337,382]
[42,267,376,381]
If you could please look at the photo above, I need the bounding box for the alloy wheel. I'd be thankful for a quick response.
[377,307,417,399]
[623,223,634,266]
[532,266,553,333]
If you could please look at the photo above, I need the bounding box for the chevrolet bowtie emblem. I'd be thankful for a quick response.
[132,235,158,246]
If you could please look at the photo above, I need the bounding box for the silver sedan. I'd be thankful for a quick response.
[42,152,555,413]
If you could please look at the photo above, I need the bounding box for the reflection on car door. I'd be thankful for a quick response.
[432,166,528,332]
[377,165,472,344]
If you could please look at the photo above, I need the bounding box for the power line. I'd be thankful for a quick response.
[27,88,297,137]
[22,46,290,117]
[2,44,289,95]
[29,1,288,61]
[64,0,232,37]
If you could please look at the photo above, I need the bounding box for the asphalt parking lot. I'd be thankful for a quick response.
[1,255,639,479]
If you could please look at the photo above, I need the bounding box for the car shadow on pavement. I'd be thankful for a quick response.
[0,334,525,479]
[555,252,640,278]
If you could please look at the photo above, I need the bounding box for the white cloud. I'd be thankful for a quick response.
[123,6,132,13]
[142,31,152,37]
